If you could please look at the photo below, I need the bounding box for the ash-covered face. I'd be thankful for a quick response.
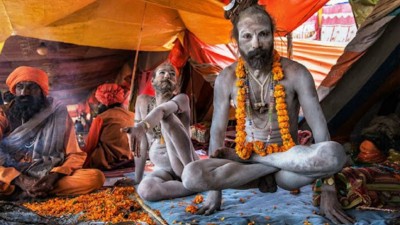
[237,14,274,70]
[152,64,178,95]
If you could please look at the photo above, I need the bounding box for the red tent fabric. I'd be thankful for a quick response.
[259,0,329,36]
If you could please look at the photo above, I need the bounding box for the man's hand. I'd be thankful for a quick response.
[196,190,222,215]
[28,172,63,198]
[319,184,355,224]
[14,174,38,193]
[121,122,147,157]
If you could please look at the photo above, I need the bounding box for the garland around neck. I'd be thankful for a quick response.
[234,49,295,160]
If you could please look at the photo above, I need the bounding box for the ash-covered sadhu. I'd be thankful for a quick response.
[180,0,350,223]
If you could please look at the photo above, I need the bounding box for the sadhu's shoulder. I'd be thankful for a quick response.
[137,94,154,103]
[218,62,238,81]
[281,57,308,72]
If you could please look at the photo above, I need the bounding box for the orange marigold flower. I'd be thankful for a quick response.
[276,98,285,104]
[280,128,290,134]
[277,110,288,116]
[276,103,287,110]
[186,205,198,214]
[275,84,284,90]
[273,50,280,61]
[274,90,285,98]
[277,115,289,123]
[279,122,290,129]
[193,194,204,204]
[272,67,281,75]
[236,79,245,87]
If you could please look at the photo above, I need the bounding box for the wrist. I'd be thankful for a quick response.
[138,120,150,132]
[321,176,336,191]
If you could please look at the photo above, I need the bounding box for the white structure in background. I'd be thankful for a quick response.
[293,0,357,43]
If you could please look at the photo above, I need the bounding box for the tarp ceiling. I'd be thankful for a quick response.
[0,0,328,52]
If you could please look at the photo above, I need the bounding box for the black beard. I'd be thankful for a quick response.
[8,95,47,123]
[153,80,176,96]
[240,47,273,70]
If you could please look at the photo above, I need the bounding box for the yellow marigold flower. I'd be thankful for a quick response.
[274,90,285,98]
[273,72,283,81]
[238,88,246,95]
[236,79,245,87]
[282,134,292,140]
[280,128,290,134]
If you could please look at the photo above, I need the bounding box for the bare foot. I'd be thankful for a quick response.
[258,174,277,193]
[211,147,246,162]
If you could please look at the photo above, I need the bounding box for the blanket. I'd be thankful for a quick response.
[138,184,399,225]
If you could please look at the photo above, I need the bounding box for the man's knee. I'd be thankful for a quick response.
[137,181,158,201]
[90,169,106,189]
[319,141,347,173]
[182,161,209,192]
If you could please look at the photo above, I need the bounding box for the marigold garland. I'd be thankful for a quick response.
[23,187,156,224]
[235,50,295,160]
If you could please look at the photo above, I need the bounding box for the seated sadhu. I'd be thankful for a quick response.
[0,66,105,201]
[315,114,400,213]
[83,83,135,170]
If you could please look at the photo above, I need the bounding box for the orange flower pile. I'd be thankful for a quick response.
[185,194,204,214]
[185,205,198,214]
[235,50,295,160]
[193,194,204,204]
[23,187,155,224]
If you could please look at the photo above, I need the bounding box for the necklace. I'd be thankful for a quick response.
[246,69,272,114]
[246,68,271,113]
[234,49,295,160]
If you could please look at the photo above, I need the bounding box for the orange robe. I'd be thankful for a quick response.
[84,107,134,170]
[0,105,105,196]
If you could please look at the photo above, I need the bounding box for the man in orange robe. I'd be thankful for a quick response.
[83,83,134,170]
[0,66,105,200]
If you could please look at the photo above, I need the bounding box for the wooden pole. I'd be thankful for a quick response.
[128,3,147,112]
[287,32,293,60]
[189,61,197,125]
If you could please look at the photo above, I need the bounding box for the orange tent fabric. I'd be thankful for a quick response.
[0,0,330,52]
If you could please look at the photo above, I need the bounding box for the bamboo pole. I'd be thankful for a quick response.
[128,3,147,112]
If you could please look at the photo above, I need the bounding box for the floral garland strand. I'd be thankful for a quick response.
[235,50,295,160]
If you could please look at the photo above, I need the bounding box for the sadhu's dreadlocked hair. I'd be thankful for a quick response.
[223,0,275,43]
[223,0,259,24]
